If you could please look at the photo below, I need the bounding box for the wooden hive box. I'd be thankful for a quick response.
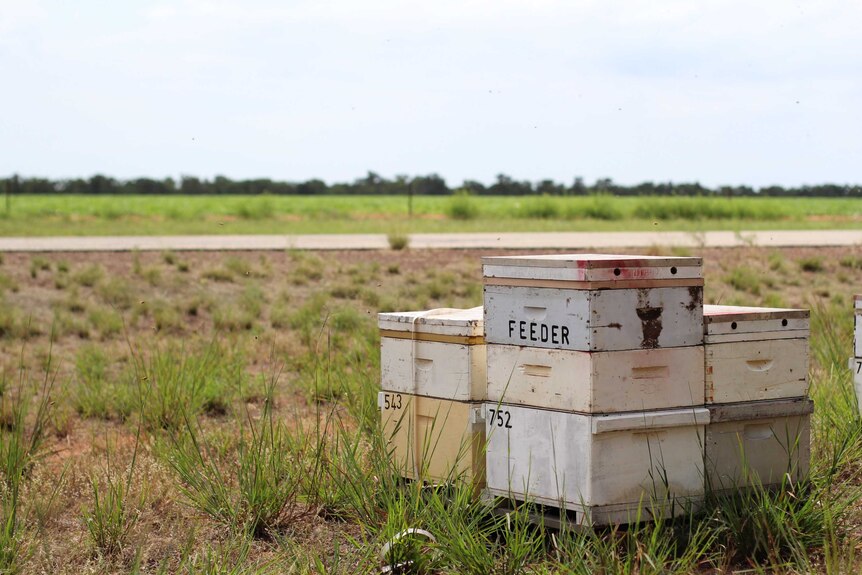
[705,398,813,491]
[486,344,704,413]
[379,392,485,486]
[483,403,709,526]
[855,295,861,358]
[483,254,704,352]
[704,305,809,404]
[379,307,486,401]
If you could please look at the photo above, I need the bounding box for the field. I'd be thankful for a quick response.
[1,245,862,573]
[1,195,862,236]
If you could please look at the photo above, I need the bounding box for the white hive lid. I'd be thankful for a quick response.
[703,304,809,335]
[855,294,862,310]
[482,253,702,284]
[378,306,484,338]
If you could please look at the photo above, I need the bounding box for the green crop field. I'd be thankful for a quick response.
[1,245,861,573]
[1,194,861,235]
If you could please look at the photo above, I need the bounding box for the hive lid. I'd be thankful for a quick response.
[482,253,703,288]
[378,306,484,339]
[855,295,862,310]
[708,398,814,423]
[704,304,809,339]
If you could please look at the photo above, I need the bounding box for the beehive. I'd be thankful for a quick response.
[855,295,861,358]
[379,392,485,485]
[379,307,486,401]
[483,254,704,352]
[703,305,809,404]
[483,403,709,526]
[705,398,813,491]
[486,344,704,413]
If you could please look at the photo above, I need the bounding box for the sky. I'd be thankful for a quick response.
[1,0,860,188]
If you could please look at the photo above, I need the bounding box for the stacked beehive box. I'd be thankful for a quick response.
[853,295,862,415]
[702,305,813,491]
[481,254,708,526]
[378,307,487,486]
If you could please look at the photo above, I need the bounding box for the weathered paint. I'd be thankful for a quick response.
[486,344,704,413]
[484,403,708,525]
[482,253,703,284]
[704,304,809,343]
[483,285,704,351]
[380,337,487,401]
[705,398,812,490]
[378,307,484,338]
[705,338,809,404]
[379,392,485,486]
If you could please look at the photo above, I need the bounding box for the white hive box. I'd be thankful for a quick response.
[379,307,486,401]
[855,295,861,358]
[705,398,813,491]
[486,344,704,413]
[379,392,485,486]
[484,403,709,525]
[854,358,862,417]
[703,305,809,404]
[483,254,704,352]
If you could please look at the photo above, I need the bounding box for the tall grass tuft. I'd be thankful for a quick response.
[0,348,56,573]
[131,340,246,430]
[165,376,310,537]
[83,427,144,556]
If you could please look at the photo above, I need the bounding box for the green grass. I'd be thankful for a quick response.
[83,429,143,556]
[131,341,246,430]
[0,351,56,572]
[1,195,861,235]
[164,378,310,538]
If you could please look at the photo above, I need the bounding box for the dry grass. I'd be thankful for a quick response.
[0,245,860,573]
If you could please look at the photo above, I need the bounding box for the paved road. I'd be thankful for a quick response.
[0,230,860,252]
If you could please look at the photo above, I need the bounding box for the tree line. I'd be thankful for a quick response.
[2,173,860,197]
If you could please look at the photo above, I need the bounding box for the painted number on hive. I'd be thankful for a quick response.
[488,408,513,429]
[857,361,862,375]
[383,393,403,410]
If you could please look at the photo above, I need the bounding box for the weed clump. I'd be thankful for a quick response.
[799,257,825,272]
[387,233,410,251]
[165,378,309,537]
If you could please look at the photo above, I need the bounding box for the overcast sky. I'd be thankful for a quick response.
[1,0,859,188]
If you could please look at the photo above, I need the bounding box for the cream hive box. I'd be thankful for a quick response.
[485,344,704,413]
[703,305,809,404]
[483,254,704,352]
[705,398,813,491]
[379,307,486,401]
[379,392,485,486]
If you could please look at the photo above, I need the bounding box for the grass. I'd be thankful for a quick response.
[0,348,56,572]
[132,341,246,430]
[83,427,143,556]
[165,376,309,538]
[0,194,861,235]
[0,246,859,572]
